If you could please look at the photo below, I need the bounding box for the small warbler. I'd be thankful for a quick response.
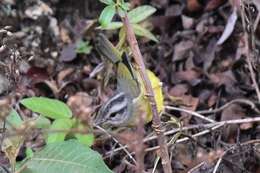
[95,34,163,127]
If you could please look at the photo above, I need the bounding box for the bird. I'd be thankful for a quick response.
[95,33,163,127]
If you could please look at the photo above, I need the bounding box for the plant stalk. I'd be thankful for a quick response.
[122,14,172,173]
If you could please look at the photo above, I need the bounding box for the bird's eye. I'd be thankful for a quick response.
[109,112,117,118]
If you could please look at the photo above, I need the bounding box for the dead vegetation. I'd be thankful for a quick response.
[0,0,260,172]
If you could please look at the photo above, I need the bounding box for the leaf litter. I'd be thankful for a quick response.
[0,0,260,172]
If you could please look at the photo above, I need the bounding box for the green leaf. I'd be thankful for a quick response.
[99,0,114,5]
[47,119,73,144]
[128,5,156,23]
[75,133,95,147]
[26,148,34,158]
[120,2,130,11]
[100,22,123,30]
[6,109,23,128]
[73,123,94,147]
[34,115,51,129]
[20,140,113,173]
[99,5,116,27]
[20,97,72,119]
[76,40,92,55]
[133,24,158,42]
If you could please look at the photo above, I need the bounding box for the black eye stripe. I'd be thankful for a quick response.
[107,107,130,125]
[102,93,126,110]
[96,92,129,123]
[108,97,128,114]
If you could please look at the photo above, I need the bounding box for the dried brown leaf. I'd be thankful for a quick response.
[67,92,94,125]
[187,0,203,12]
[60,43,77,62]
[217,8,238,45]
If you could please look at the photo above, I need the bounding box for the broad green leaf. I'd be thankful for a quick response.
[20,97,72,119]
[73,123,94,147]
[100,22,123,30]
[128,5,156,23]
[6,109,23,128]
[133,24,158,42]
[47,119,73,144]
[75,133,95,147]
[34,115,51,129]
[99,0,114,5]
[20,140,113,173]
[99,5,116,27]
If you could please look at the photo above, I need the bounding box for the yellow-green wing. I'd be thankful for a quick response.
[117,54,140,99]
[96,33,122,63]
[96,33,140,99]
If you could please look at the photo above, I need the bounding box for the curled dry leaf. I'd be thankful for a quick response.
[60,43,77,62]
[57,68,75,86]
[67,92,94,125]
[217,8,238,45]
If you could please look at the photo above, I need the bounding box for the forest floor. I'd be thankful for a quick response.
[0,0,260,173]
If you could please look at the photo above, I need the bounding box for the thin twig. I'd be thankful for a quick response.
[165,106,216,123]
[105,116,260,155]
[213,139,260,173]
[197,98,260,114]
[187,162,206,173]
[145,123,224,152]
[95,125,137,164]
[152,156,160,173]
[212,157,222,173]
[122,14,172,172]
[189,139,260,173]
